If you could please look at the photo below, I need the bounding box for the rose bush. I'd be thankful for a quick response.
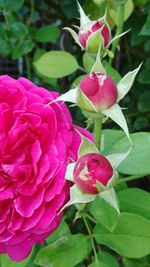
[0,75,93,261]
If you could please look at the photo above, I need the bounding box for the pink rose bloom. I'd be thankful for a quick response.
[0,75,93,261]
[74,153,113,194]
[79,72,118,112]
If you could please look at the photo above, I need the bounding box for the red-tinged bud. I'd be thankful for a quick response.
[78,72,118,112]
[79,21,110,52]
[73,153,113,194]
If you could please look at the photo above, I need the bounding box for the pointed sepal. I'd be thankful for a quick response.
[63,27,83,49]
[65,162,76,182]
[99,188,120,214]
[117,64,142,101]
[106,148,132,169]
[59,185,96,213]
[77,1,90,28]
[76,87,97,112]
[102,103,132,144]
[107,30,130,48]
[78,134,98,158]
[90,44,106,73]
[56,88,77,104]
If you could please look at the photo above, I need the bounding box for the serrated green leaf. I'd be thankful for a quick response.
[108,132,150,175]
[46,220,71,245]
[94,212,150,258]
[98,251,120,267]
[118,188,150,220]
[0,251,33,267]
[101,130,125,155]
[89,195,119,231]
[34,234,92,267]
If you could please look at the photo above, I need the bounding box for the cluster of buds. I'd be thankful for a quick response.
[58,2,141,213]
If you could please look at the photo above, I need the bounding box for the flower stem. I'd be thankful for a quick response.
[94,116,103,151]
[109,2,125,65]
[25,55,31,80]
[117,174,146,184]
[82,214,99,266]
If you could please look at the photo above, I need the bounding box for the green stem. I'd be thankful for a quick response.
[117,174,146,184]
[109,2,125,65]
[28,0,35,26]
[25,55,31,80]
[94,116,103,151]
[85,213,97,224]
[82,214,99,266]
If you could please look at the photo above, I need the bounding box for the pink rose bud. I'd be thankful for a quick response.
[79,21,110,52]
[73,153,113,194]
[78,72,118,112]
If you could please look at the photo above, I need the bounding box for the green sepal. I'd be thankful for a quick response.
[59,185,96,213]
[77,87,97,113]
[90,44,106,73]
[77,1,90,28]
[106,148,132,169]
[117,64,142,101]
[77,133,99,158]
[55,88,77,104]
[86,27,104,53]
[99,188,120,214]
[65,162,76,182]
[102,103,132,144]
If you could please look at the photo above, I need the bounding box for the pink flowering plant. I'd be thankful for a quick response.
[0,2,150,267]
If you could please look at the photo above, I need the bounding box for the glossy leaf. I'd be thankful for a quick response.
[34,51,79,78]
[34,234,91,267]
[94,212,150,258]
[90,195,119,231]
[108,132,150,175]
[118,188,150,220]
